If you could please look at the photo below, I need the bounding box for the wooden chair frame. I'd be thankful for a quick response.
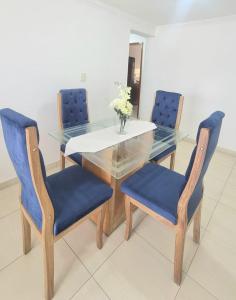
[57,91,89,170]
[125,127,209,285]
[155,95,184,170]
[21,126,108,300]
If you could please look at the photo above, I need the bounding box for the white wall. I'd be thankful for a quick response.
[140,16,236,151]
[0,0,155,183]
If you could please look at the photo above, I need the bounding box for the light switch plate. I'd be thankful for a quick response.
[80,73,87,82]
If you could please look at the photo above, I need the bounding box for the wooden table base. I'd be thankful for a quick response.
[83,159,139,236]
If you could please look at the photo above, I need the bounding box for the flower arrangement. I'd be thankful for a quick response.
[110,85,133,134]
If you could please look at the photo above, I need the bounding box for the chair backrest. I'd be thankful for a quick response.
[58,89,88,129]
[0,108,45,230]
[184,111,225,220]
[151,90,183,129]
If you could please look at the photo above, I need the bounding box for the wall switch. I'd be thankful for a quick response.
[80,73,87,82]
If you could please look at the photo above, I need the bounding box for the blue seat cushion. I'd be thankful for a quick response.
[121,163,202,224]
[60,144,82,166]
[46,165,113,235]
[152,144,176,161]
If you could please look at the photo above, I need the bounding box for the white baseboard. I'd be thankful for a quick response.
[183,137,236,157]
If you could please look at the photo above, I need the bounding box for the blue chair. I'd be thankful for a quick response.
[151,90,184,170]
[121,111,225,285]
[57,89,89,169]
[0,108,112,300]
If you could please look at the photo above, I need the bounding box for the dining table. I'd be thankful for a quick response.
[49,118,185,235]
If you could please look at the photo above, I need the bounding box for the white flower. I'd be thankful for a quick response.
[110,85,133,117]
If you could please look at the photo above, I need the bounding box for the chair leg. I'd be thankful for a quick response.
[20,208,31,255]
[125,198,133,241]
[96,204,106,249]
[42,234,54,300]
[60,152,65,170]
[193,204,202,244]
[174,226,186,285]
[170,152,176,170]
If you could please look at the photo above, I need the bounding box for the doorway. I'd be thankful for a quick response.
[127,34,145,118]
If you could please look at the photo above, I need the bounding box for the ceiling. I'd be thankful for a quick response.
[98,0,236,25]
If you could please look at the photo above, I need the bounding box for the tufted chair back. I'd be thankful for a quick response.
[59,89,88,129]
[185,111,225,219]
[151,90,182,129]
[0,108,46,230]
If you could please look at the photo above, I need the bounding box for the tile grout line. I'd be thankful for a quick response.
[203,159,235,228]
[67,276,92,300]
[0,254,24,273]
[134,230,175,265]
[62,237,92,276]
[187,273,220,300]
[92,276,112,300]
[62,238,94,300]
[181,160,236,299]
[0,208,19,221]
[92,238,125,275]
[63,236,124,300]
[132,230,184,299]
[90,215,150,300]
[174,272,220,300]
[183,166,233,271]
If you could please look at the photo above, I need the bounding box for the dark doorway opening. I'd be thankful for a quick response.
[127,42,143,118]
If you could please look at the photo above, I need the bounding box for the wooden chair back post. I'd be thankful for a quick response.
[177,127,209,226]
[175,96,184,130]
[57,92,63,130]
[25,126,54,234]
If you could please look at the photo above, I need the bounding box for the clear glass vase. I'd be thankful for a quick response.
[119,115,127,134]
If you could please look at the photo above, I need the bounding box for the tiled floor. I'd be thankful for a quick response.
[0,141,236,299]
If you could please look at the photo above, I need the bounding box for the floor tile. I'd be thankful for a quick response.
[0,211,38,270]
[94,233,180,300]
[135,216,200,272]
[200,196,217,228]
[204,175,226,200]
[176,276,217,300]
[0,239,90,300]
[71,278,109,300]
[188,230,236,300]
[206,203,236,248]
[207,163,232,182]
[64,219,124,274]
[227,167,236,185]
[0,184,20,218]
[128,208,147,229]
[220,181,236,210]
[46,166,60,176]
[211,151,236,169]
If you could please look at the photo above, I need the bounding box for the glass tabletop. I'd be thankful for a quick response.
[49,118,186,179]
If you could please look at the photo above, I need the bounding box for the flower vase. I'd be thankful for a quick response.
[119,116,127,134]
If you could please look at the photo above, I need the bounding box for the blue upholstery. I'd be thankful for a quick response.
[60,144,82,166]
[0,108,113,235]
[47,165,112,235]
[122,111,225,224]
[185,111,225,194]
[60,89,89,166]
[151,90,182,161]
[60,89,88,129]
[151,90,182,129]
[152,145,176,161]
[121,163,202,224]
[0,108,44,229]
